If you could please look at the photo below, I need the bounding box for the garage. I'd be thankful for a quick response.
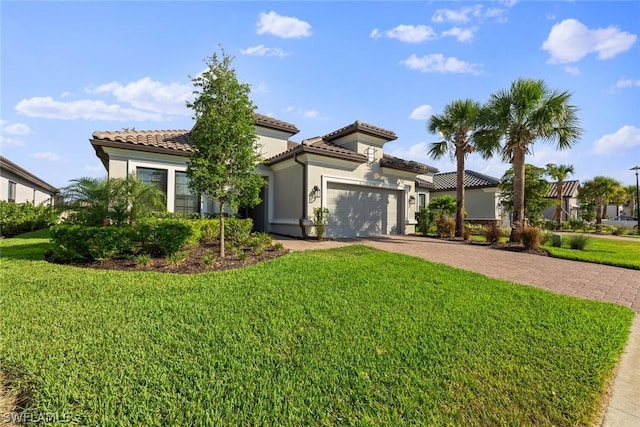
[325,182,402,238]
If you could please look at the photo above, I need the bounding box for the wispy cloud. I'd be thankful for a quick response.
[592,125,640,155]
[370,25,437,43]
[441,27,476,42]
[564,66,580,76]
[401,54,481,75]
[0,120,31,147]
[542,19,637,64]
[256,11,311,39]
[32,151,61,161]
[240,44,290,57]
[16,97,164,122]
[283,106,328,120]
[607,78,640,93]
[409,105,434,120]
[432,4,508,24]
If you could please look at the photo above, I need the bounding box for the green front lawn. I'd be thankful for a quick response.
[544,235,640,270]
[0,231,634,426]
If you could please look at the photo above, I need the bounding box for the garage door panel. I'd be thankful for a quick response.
[326,183,400,238]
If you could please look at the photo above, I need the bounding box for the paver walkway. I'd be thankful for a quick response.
[274,234,640,427]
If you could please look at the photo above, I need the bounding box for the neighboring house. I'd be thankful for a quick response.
[542,179,580,222]
[0,156,58,206]
[428,170,507,226]
[90,115,439,238]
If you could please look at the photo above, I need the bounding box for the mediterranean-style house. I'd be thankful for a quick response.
[0,156,58,206]
[427,170,508,226]
[90,114,439,238]
[542,179,581,222]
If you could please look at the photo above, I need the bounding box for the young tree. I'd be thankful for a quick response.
[186,49,263,257]
[545,163,575,227]
[499,164,552,223]
[427,99,483,238]
[578,176,622,231]
[476,78,582,242]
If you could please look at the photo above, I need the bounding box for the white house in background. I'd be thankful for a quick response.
[0,156,58,206]
[542,179,581,222]
[428,170,507,226]
[90,114,439,238]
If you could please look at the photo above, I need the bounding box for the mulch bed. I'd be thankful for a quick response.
[46,243,290,274]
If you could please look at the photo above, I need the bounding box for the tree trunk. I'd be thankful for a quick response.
[555,181,563,226]
[455,147,465,238]
[220,201,225,258]
[510,146,526,242]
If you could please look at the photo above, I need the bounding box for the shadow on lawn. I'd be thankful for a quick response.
[0,241,51,261]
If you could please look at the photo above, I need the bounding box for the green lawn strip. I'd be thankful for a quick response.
[544,236,640,270]
[0,233,634,426]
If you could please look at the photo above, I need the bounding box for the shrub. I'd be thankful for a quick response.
[49,224,133,262]
[520,224,543,251]
[313,207,329,240]
[135,254,152,268]
[462,226,472,241]
[569,235,590,250]
[483,222,504,244]
[0,201,58,237]
[551,233,562,248]
[435,217,455,238]
[225,217,253,245]
[198,219,221,244]
[151,219,194,256]
[166,250,188,266]
[416,208,430,236]
[568,219,585,232]
[248,232,273,250]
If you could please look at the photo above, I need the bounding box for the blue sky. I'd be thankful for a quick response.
[1,1,639,189]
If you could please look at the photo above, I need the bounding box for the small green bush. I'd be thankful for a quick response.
[569,235,590,250]
[225,217,253,245]
[135,254,152,268]
[248,232,273,250]
[416,208,430,236]
[0,201,58,237]
[551,234,562,247]
[313,207,329,240]
[152,219,194,255]
[49,224,133,262]
[198,219,221,244]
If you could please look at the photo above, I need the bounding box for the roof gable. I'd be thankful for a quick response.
[0,156,58,193]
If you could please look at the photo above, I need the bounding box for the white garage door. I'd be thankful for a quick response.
[325,183,401,238]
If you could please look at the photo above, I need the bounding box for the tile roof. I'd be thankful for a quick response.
[415,177,436,190]
[545,180,580,198]
[380,154,438,174]
[254,113,299,134]
[433,170,500,191]
[323,120,397,142]
[264,137,367,165]
[0,156,58,193]
[91,129,193,153]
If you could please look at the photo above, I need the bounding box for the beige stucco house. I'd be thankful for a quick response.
[542,179,581,222]
[90,114,438,238]
[0,156,58,206]
[428,170,507,226]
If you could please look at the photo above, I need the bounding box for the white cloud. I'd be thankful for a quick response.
[253,82,268,94]
[1,120,31,135]
[542,19,637,64]
[409,105,434,120]
[592,125,640,155]
[387,141,431,162]
[401,54,481,74]
[432,5,507,24]
[370,25,437,43]
[608,79,640,92]
[88,77,191,115]
[32,151,61,161]
[240,44,290,57]
[256,11,311,39]
[283,106,327,120]
[441,27,475,42]
[303,110,320,119]
[0,136,25,147]
[60,91,72,98]
[15,97,164,122]
[564,66,580,76]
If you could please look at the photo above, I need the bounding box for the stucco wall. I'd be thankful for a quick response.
[256,128,293,161]
[430,188,501,220]
[0,172,55,205]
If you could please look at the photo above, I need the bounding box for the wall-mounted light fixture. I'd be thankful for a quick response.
[312,185,321,198]
[409,195,416,205]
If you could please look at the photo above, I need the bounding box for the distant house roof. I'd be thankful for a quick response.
[380,154,438,174]
[545,180,580,198]
[0,156,58,194]
[433,170,500,191]
[323,120,397,142]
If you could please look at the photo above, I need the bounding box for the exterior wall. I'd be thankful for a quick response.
[430,187,502,221]
[330,133,387,160]
[542,196,580,221]
[268,159,303,236]
[0,171,55,205]
[256,128,293,160]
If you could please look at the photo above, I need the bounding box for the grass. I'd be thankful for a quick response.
[544,234,640,270]
[0,230,635,426]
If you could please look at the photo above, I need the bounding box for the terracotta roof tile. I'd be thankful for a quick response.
[433,170,500,191]
[265,136,367,165]
[415,177,435,190]
[254,113,299,134]
[380,154,438,174]
[91,129,194,153]
[323,120,397,142]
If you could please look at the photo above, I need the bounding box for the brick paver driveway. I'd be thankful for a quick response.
[277,234,640,313]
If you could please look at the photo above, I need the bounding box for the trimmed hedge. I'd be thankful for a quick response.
[0,201,58,237]
[49,217,253,262]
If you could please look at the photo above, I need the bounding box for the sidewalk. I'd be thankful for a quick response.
[274,234,640,426]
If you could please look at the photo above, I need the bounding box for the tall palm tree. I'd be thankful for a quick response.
[546,163,574,227]
[624,184,638,218]
[578,176,622,231]
[427,99,482,238]
[476,78,582,242]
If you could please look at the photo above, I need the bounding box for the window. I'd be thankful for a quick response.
[418,193,426,210]
[137,167,167,209]
[8,181,16,203]
[174,171,200,214]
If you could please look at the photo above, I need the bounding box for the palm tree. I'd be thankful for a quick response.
[546,163,574,227]
[476,78,582,242]
[427,99,482,238]
[624,185,638,218]
[578,176,622,231]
